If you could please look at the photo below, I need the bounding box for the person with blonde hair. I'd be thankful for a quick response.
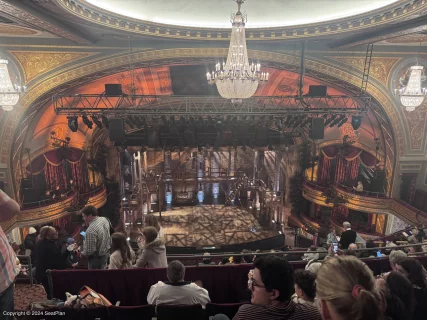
[135,226,167,268]
[144,214,164,239]
[316,256,383,320]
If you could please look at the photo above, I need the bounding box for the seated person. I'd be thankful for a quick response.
[52,186,63,200]
[233,256,321,320]
[292,269,316,306]
[353,180,363,192]
[147,260,211,308]
[43,190,53,203]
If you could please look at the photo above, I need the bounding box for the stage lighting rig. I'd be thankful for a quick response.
[68,116,78,132]
[101,115,109,129]
[337,116,348,128]
[351,115,363,130]
[125,117,135,129]
[82,115,93,129]
[324,114,337,126]
[92,115,103,129]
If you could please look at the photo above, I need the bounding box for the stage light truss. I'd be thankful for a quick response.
[53,94,369,116]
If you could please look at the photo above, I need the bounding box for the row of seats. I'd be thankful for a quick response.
[17,303,243,320]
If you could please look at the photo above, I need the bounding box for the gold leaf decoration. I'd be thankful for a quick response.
[328,57,400,86]
[10,51,97,82]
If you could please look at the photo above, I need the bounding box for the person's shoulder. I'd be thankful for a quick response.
[237,303,262,314]
[292,302,321,319]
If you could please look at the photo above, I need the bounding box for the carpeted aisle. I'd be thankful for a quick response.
[14,284,47,310]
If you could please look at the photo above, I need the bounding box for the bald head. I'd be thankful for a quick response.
[343,221,351,228]
[167,260,185,283]
[348,243,357,250]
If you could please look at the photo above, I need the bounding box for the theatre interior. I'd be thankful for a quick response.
[1,0,427,315]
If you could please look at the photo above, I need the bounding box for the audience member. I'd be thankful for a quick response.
[359,239,377,258]
[0,222,19,318]
[395,258,427,320]
[109,232,135,269]
[316,256,383,320]
[242,249,253,263]
[135,226,167,268]
[348,243,357,250]
[35,226,76,298]
[233,255,243,264]
[376,271,414,320]
[415,226,425,243]
[144,214,164,239]
[61,237,78,265]
[389,250,407,271]
[339,222,357,250]
[24,227,37,263]
[326,227,338,244]
[353,180,363,192]
[232,256,321,320]
[292,269,316,307]
[219,257,230,265]
[147,260,210,307]
[81,205,111,269]
[305,259,323,275]
[201,252,215,265]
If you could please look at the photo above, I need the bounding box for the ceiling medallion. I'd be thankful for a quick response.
[206,0,268,103]
[394,65,427,112]
[0,59,26,111]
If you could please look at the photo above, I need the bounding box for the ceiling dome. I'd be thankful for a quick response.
[85,0,399,29]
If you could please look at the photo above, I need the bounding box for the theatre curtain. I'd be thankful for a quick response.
[318,146,376,185]
[26,148,87,192]
[332,204,349,219]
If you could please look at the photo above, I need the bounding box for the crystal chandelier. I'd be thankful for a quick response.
[394,65,427,112]
[206,0,268,103]
[0,59,26,111]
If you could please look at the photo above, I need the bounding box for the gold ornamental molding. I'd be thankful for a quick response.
[327,57,400,86]
[0,48,402,197]
[302,182,426,225]
[0,23,39,36]
[0,187,107,233]
[56,0,426,41]
[318,140,384,163]
[10,51,98,83]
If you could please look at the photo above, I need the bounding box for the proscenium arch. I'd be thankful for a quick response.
[3,48,401,198]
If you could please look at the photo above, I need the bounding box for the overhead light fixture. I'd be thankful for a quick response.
[101,115,110,128]
[206,0,268,103]
[68,116,78,132]
[92,115,103,128]
[351,115,362,130]
[394,65,427,112]
[82,115,93,129]
[0,59,25,111]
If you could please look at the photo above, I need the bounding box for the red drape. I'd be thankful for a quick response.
[44,162,67,190]
[71,157,89,194]
[318,154,332,186]
[322,146,376,168]
[332,205,349,219]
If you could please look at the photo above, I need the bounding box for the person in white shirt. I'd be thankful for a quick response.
[147,260,211,308]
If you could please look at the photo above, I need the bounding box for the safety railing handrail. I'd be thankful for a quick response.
[79,185,104,197]
[335,183,387,198]
[165,242,426,260]
[21,189,75,209]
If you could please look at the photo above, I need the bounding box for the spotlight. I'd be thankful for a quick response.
[125,117,135,129]
[68,116,78,132]
[324,115,337,126]
[82,115,93,129]
[92,116,103,129]
[351,115,362,130]
[101,115,109,129]
[337,117,348,128]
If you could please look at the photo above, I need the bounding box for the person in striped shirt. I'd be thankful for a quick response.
[0,189,20,318]
[232,256,321,320]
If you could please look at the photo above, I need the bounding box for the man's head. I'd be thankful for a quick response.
[343,221,351,229]
[348,243,357,250]
[249,256,294,306]
[81,205,98,224]
[55,186,60,190]
[28,227,37,235]
[167,260,185,283]
[45,190,50,195]
[389,250,407,271]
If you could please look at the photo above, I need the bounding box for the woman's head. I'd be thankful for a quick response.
[379,272,414,320]
[396,258,427,289]
[316,256,382,320]
[144,214,160,231]
[142,226,158,244]
[111,232,131,264]
[294,269,316,301]
[39,226,58,240]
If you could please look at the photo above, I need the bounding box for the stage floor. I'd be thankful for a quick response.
[150,205,278,247]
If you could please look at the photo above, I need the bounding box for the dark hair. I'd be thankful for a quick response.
[397,258,427,289]
[383,272,414,320]
[81,205,98,217]
[294,269,316,299]
[253,256,294,301]
[344,249,357,257]
[142,226,158,244]
[111,232,132,265]
[242,249,252,263]
[167,260,185,282]
[233,255,242,264]
[220,257,229,265]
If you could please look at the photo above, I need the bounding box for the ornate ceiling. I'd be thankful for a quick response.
[84,0,399,28]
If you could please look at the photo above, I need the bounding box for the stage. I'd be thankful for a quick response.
[150,205,280,248]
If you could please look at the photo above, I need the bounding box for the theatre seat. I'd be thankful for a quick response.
[156,304,207,320]
[206,302,247,319]
[109,305,155,320]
